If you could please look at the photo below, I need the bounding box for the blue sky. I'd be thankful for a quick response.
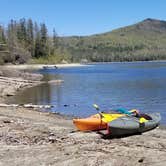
[0,0,166,36]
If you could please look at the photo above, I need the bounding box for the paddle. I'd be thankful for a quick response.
[93,104,104,119]
[93,104,100,111]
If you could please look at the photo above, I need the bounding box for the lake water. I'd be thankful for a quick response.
[9,62,166,124]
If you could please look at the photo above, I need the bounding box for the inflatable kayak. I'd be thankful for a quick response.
[107,113,161,137]
[73,113,124,131]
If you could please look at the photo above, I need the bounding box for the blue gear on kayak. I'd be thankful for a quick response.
[116,108,132,115]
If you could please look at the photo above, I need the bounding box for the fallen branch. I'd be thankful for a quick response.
[23,104,54,109]
[0,103,54,109]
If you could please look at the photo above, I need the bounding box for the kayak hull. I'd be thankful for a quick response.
[73,113,124,131]
[73,118,107,131]
[107,113,161,137]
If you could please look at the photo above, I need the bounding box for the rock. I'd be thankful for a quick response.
[2,86,16,96]
[138,157,144,163]
[64,104,69,107]
[3,120,12,123]
[48,136,57,143]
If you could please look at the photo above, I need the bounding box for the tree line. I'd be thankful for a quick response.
[0,18,70,64]
[1,18,166,64]
[62,27,166,62]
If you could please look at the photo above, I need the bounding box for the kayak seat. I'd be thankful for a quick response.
[139,114,152,120]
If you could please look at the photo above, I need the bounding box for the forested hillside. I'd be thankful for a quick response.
[1,18,166,64]
[62,18,166,62]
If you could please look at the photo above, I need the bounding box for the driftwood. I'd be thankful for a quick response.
[23,104,54,109]
[0,76,63,85]
[0,76,41,84]
[47,80,64,84]
[0,104,19,107]
[0,103,54,109]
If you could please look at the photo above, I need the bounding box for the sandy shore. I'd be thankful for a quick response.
[3,63,87,70]
[0,107,166,166]
[0,66,166,166]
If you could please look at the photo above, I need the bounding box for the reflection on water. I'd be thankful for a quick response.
[9,74,64,106]
[9,62,166,124]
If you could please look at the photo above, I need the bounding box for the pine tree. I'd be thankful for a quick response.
[40,23,48,57]
[34,22,41,58]
[17,18,27,44]
[0,25,6,43]
[53,28,58,49]
[27,19,34,56]
[7,19,31,63]
[7,20,17,59]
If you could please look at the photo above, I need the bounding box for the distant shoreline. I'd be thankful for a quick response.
[87,60,166,64]
[2,63,87,70]
[3,60,166,70]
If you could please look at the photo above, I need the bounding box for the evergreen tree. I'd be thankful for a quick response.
[40,23,48,57]
[7,19,31,63]
[7,20,17,55]
[27,19,34,56]
[5,20,16,62]
[17,18,27,44]
[0,25,6,43]
[34,22,41,58]
[53,28,58,49]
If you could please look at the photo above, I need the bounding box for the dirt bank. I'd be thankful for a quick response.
[0,107,166,166]
[0,68,43,102]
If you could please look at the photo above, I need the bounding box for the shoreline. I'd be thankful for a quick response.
[87,60,166,65]
[2,60,166,71]
[2,63,88,70]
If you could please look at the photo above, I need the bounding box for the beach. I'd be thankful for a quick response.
[3,63,87,70]
[0,107,166,166]
[0,65,166,166]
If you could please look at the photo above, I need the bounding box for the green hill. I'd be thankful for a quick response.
[61,18,166,62]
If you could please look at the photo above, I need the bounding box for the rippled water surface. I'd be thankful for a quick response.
[9,62,166,124]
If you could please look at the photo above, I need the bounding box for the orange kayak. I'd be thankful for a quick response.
[73,114,107,131]
[73,113,124,131]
